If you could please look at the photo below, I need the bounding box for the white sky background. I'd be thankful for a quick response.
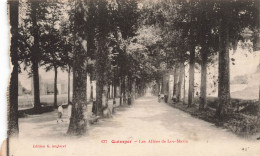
[230,47,260,79]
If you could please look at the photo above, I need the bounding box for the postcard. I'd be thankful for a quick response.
[3,0,260,155]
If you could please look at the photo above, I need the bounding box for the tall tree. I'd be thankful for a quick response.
[95,0,113,117]
[40,2,68,107]
[8,0,19,137]
[116,0,139,105]
[67,0,88,135]
[197,1,218,111]
[216,2,231,118]
[188,42,195,107]
[177,61,185,102]
[30,1,42,111]
[215,0,257,118]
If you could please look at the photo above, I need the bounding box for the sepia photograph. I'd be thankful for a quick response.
[4,0,260,155]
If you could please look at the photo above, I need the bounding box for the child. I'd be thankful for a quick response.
[57,104,63,123]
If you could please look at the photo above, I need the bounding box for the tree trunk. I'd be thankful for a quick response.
[123,76,127,104]
[107,85,110,99]
[119,77,122,105]
[8,1,19,137]
[67,44,88,135]
[31,1,41,112]
[125,76,129,105]
[161,76,165,94]
[96,74,103,116]
[188,44,195,107]
[173,65,179,100]
[114,82,117,99]
[67,1,88,135]
[131,78,136,104]
[156,81,160,95]
[216,5,231,119]
[177,62,184,102]
[102,85,110,117]
[111,85,113,99]
[198,5,209,111]
[199,47,208,111]
[32,60,41,110]
[54,67,58,107]
[113,77,117,105]
[128,76,132,105]
[95,59,110,117]
[183,67,186,105]
[68,66,71,103]
[95,0,111,117]
[172,65,178,97]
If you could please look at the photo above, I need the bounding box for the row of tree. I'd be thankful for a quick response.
[147,0,259,118]
[8,0,260,136]
[8,0,154,136]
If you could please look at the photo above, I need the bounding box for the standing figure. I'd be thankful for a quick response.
[57,104,63,123]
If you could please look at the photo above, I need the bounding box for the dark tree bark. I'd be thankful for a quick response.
[96,62,110,117]
[216,3,231,118]
[67,1,88,135]
[68,66,71,103]
[95,0,111,117]
[95,56,105,116]
[8,0,19,137]
[199,47,208,111]
[161,76,165,94]
[131,78,136,104]
[156,81,160,95]
[125,76,130,105]
[123,76,127,104]
[67,48,88,134]
[119,77,122,105]
[31,1,41,112]
[54,66,58,107]
[198,7,209,111]
[32,61,41,110]
[173,64,179,100]
[113,82,117,99]
[107,85,110,99]
[183,67,186,105]
[177,62,184,102]
[155,81,160,96]
[188,44,195,107]
[113,75,117,106]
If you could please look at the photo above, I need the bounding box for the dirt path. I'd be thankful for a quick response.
[11,95,260,156]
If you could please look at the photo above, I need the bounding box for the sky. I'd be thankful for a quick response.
[230,48,260,79]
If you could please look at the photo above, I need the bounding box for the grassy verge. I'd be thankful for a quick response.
[168,99,259,137]
[18,103,55,118]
